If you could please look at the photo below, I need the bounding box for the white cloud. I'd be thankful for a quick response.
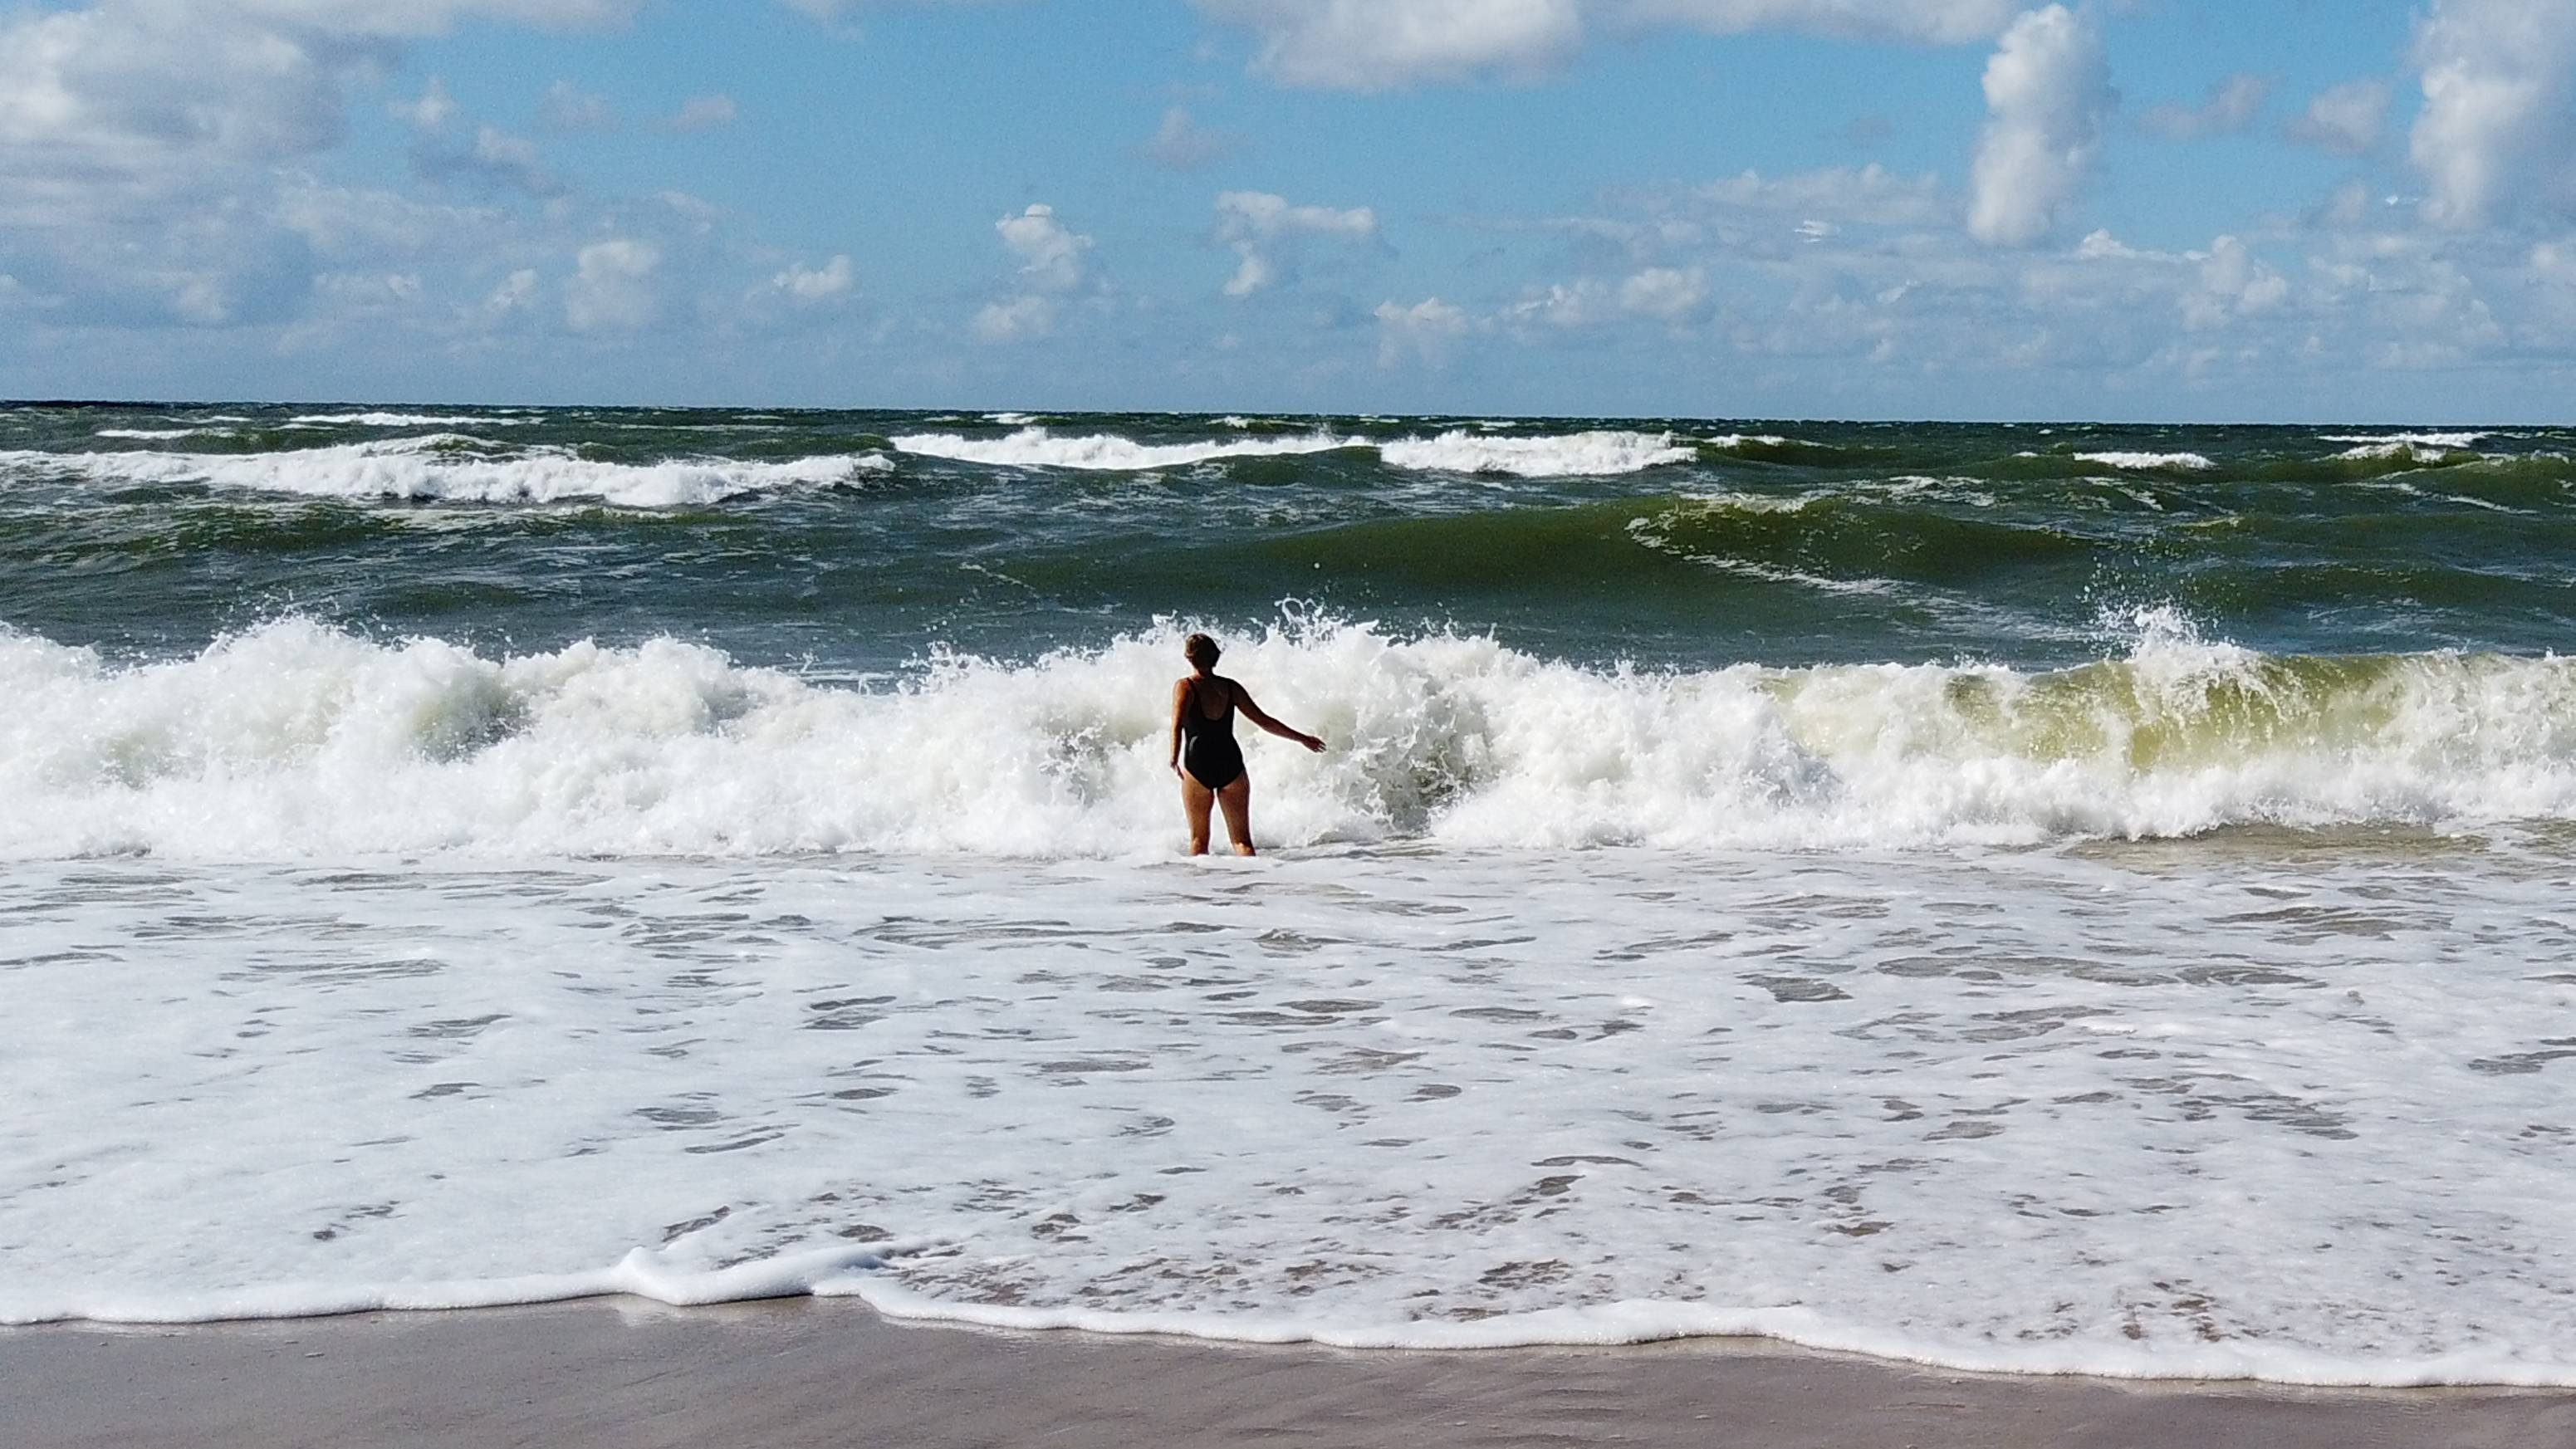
[995,203,1092,291]
[565,237,659,331]
[1193,0,1584,91]
[1212,189,1379,296]
[2409,0,2576,229]
[1190,0,2016,89]
[414,123,561,196]
[1619,264,1708,320]
[2184,235,2290,329]
[767,254,856,301]
[2140,72,2268,140]
[670,94,738,130]
[538,80,616,132]
[1375,296,1471,365]
[972,293,1056,343]
[0,1,638,326]
[975,203,1092,340]
[1697,164,1948,226]
[1614,0,2015,45]
[394,77,461,132]
[1507,265,1708,330]
[481,267,541,320]
[1144,107,1234,169]
[1966,5,2113,247]
[2286,78,2392,156]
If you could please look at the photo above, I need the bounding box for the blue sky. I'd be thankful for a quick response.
[5,0,2574,420]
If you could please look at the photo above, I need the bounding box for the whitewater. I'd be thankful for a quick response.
[7,403,2576,1387]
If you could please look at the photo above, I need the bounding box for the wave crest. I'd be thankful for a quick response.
[1,438,888,507]
[7,614,2576,860]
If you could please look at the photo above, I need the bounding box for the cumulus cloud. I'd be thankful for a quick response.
[2408,0,2576,229]
[1144,107,1235,169]
[1615,0,2016,45]
[1189,0,2013,91]
[1375,296,1472,365]
[1619,264,1709,320]
[995,203,1093,291]
[972,293,1056,343]
[1966,5,2113,247]
[1697,164,1948,226]
[1194,0,1584,90]
[394,77,462,132]
[539,79,617,131]
[766,254,855,302]
[565,237,660,331]
[1506,264,1709,329]
[2140,72,2268,140]
[1212,190,1379,296]
[0,2,635,326]
[669,94,738,130]
[416,124,562,197]
[481,267,541,321]
[974,204,1092,341]
[2285,78,2392,156]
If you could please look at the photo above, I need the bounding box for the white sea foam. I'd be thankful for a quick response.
[0,438,888,507]
[289,411,532,428]
[7,844,2576,1386]
[7,612,2576,863]
[892,427,1366,471]
[95,427,218,440]
[1701,433,1790,450]
[2073,451,2216,471]
[2320,431,2488,448]
[2332,439,2471,463]
[1378,429,1691,477]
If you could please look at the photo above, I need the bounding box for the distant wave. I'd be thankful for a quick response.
[288,412,534,428]
[2330,440,2474,464]
[0,437,888,507]
[2319,431,2489,448]
[2074,451,2216,472]
[1379,429,1691,477]
[10,609,2576,860]
[891,427,1366,471]
[890,426,1691,477]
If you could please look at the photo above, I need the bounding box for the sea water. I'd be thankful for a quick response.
[3,404,2575,1384]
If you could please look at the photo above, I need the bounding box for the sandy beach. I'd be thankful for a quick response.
[4,1299,2570,1449]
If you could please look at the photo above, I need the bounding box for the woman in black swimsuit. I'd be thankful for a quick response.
[1168,632,1325,855]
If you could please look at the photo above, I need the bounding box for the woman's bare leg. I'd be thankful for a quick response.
[1217,775,1255,856]
[1180,774,1216,855]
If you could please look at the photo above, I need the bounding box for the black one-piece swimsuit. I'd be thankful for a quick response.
[1181,679,1246,791]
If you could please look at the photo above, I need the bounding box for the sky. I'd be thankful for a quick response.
[5,0,2576,420]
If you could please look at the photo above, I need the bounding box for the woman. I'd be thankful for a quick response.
[1168,632,1325,855]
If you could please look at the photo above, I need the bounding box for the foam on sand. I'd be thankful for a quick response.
[8,843,2576,1387]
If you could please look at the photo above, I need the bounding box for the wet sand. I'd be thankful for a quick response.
[4,1298,2570,1448]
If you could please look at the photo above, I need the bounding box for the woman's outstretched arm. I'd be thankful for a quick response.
[1229,683,1325,752]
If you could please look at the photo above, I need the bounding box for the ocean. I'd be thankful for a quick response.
[4,403,2574,1383]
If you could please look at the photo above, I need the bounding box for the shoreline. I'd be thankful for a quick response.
[5,1298,2571,1449]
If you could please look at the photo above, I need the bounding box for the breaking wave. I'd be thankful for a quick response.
[889,426,1692,477]
[0,437,889,507]
[8,611,2576,860]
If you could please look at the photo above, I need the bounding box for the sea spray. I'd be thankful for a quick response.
[10,612,2576,860]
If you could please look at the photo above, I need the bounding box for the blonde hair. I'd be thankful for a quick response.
[1183,633,1222,668]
